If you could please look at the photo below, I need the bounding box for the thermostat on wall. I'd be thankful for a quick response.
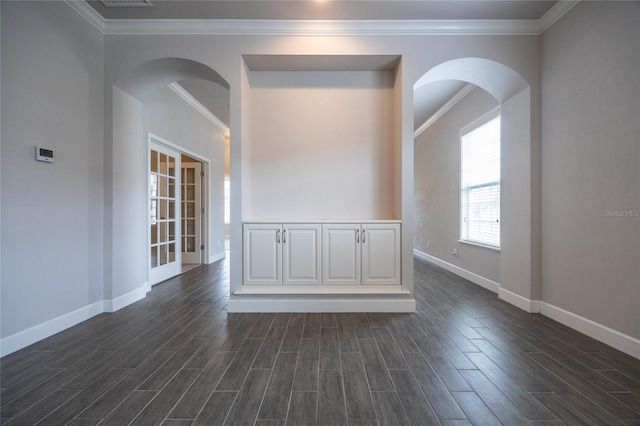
[35,146,55,163]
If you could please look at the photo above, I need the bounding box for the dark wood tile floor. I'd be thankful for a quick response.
[2,256,640,425]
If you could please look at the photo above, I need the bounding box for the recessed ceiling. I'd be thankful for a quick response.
[87,0,558,21]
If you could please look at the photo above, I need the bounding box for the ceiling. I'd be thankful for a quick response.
[88,0,558,21]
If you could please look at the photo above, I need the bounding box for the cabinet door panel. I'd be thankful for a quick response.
[323,224,361,285]
[244,225,282,285]
[283,224,322,285]
[362,224,401,285]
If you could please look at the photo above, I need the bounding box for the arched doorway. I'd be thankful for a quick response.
[105,57,230,304]
[413,58,540,311]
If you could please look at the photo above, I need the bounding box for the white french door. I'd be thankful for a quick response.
[149,141,181,285]
[181,162,202,264]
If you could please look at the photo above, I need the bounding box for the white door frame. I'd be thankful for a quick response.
[148,133,211,276]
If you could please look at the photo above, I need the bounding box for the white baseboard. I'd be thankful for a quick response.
[413,249,638,359]
[497,290,639,359]
[103,283,150,313]
[414,249,500,293]
[208,251,226,264]
[1,282,150,357]
[540,302,640,359]
[228,298,416,313]
[0,300,104,357]
[498,287,541,313]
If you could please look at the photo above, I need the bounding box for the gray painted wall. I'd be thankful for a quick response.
[1,2,104,337]
[414,87,500,282]
[541,1,640,339]
[111,87,146,299]
[144,85,227,259]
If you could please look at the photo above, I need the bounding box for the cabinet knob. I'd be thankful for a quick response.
[283,229,287,243]
[356,229,360,243]
[363,229,366,243]
[276,229,281,243]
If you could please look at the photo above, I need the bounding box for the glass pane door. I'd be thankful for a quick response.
[149,142,181,285]
[181,162,202,264]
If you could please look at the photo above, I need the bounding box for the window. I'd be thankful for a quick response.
[460,110,500,248]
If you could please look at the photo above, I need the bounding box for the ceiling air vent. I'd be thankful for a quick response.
[100,0,152,7]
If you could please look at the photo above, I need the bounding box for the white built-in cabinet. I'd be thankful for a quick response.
[243,222,400,287]
[283,225,322,285]
[243,223,322,286]
[243,224,282,285]
[322,225,361,285]
[323,223,401,286]
[362,224,401,285]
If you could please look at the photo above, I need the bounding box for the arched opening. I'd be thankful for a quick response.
[105,57,230,305]
[115,57,230,103]
[413,58,540,311]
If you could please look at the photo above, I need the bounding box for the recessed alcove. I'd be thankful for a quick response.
[240,54,403,221]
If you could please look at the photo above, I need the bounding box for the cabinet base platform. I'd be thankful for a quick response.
[227,295,415,313]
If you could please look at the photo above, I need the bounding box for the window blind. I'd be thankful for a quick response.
[461,111,500,247]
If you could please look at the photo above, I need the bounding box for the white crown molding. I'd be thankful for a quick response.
[65,0,580,36]
[538,1,581,34]
[414,83,476,139]
[65,0,108,32]
[102,18,541,36]
[167,82,230,132]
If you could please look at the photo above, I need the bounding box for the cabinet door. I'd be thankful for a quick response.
[283,224,322,286]
[243,224,282,285]
[323,224,361,285]
[362,224,401,285]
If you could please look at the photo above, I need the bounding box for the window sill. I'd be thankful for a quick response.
[458,239,501,252]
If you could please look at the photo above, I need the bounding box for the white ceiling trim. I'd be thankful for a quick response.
[167,82,230,132]
[414,83,476,139]
[66,0,107,32]
[538,1,580,33]
[66,0,580,36]
[99,18,541,36]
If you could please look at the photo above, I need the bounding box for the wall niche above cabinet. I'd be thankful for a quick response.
[240,54,403,222]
